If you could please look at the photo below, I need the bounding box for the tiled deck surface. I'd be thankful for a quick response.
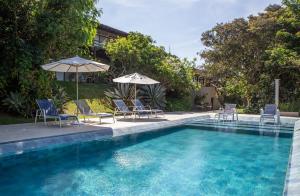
[0,112,211,144]
[0,112,212,157]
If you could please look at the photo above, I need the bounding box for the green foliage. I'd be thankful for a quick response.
[58,81,112,100]
[166,97,193,112]
[0,112,33,125]
[105,32,165,77]
[2,92,28,116]
[104,84,135,103]
[155,56,196,96]
[280,99,300,112]
[58,82,113,114]
[140,84,167,109]
[105,32,197,97]
[0,0,101,116]
[51,85,70,112]
[200,3,300,112]
[64,99,113,116]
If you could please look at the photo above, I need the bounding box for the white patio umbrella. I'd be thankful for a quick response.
[113,72,159,101]
[41,56,110,115]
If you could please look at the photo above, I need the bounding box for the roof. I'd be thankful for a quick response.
[99,24,128,37]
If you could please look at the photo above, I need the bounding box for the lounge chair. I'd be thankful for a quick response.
[75,99,115,124]
[132,99,164,118]
[260,104,280,124]
[35,99,79,128]
[113,99,135,118]
[216,103,238,121]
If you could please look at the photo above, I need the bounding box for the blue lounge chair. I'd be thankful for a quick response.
[216,103,238,121]
[132,99,164,118]
[75,99,115,124]
[35,99,79,127]
[260,104,280,124]
[113,99,135,118]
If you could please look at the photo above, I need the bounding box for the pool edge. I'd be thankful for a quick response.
[284,119,300,196]
[0,115,211,157]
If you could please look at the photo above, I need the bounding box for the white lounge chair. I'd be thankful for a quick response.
[35,99,79,128]
[260,104,280,124]
[75,99,115,124]
[132,99,164,118]
[216,103,238,121]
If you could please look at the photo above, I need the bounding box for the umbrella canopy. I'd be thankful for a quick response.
[41,56,110,72]
[113,73,159,105]
[41,56,110,115]
[113,72,159,85]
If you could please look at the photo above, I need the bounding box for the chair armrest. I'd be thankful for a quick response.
[260,108,264,115]
[276,109,280,115]
[145,105,152,110]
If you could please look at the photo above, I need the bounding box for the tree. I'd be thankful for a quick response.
[105,32,166,77]
[200,3,300,111]
[0,0,101,116]
[105,32,197,97]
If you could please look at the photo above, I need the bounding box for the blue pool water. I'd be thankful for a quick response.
[0,124,292,195]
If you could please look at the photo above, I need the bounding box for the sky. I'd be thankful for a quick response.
[97,0,281,65]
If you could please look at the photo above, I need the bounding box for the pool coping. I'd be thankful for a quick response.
[284,120,300,196]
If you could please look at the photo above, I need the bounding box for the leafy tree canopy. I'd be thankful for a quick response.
[0,0,101,116]
[105,32,197,97]
[200,2,300,110]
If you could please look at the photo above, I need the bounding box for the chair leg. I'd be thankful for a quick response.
[76,117,80,127]
[44,116,47,126]
[59,118,62,128]
[99,116,102,124]
[35,111,38,124]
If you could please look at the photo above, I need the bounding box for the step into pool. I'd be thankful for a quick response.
[0,122,293,195]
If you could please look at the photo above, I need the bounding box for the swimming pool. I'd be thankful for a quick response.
[0,121,293,195]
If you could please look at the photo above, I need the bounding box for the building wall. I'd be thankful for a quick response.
[56,24,128,82]
[199,86,221,109]
[56,72,64,81]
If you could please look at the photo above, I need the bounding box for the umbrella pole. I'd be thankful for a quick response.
[76,66,79,116]
[135,83,136,102]
[134,83,136,119]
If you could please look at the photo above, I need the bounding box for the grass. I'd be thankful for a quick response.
[236,108,245,114]
[58,81,112,99]
[59,82,112,114]
[0,112,33,125]
[58,81,114,114]
[0,82,114,125]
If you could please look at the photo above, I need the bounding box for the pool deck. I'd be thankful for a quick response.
[0,112,299,195]
[0,112,214,157]
[0,112,212,144]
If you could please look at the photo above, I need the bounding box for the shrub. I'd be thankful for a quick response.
[51,84,70,112]
[104,83,134,104]
[2,92,28,117]
[166,97,193,112]
[140,84,166,109]
[280,100,300,112]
